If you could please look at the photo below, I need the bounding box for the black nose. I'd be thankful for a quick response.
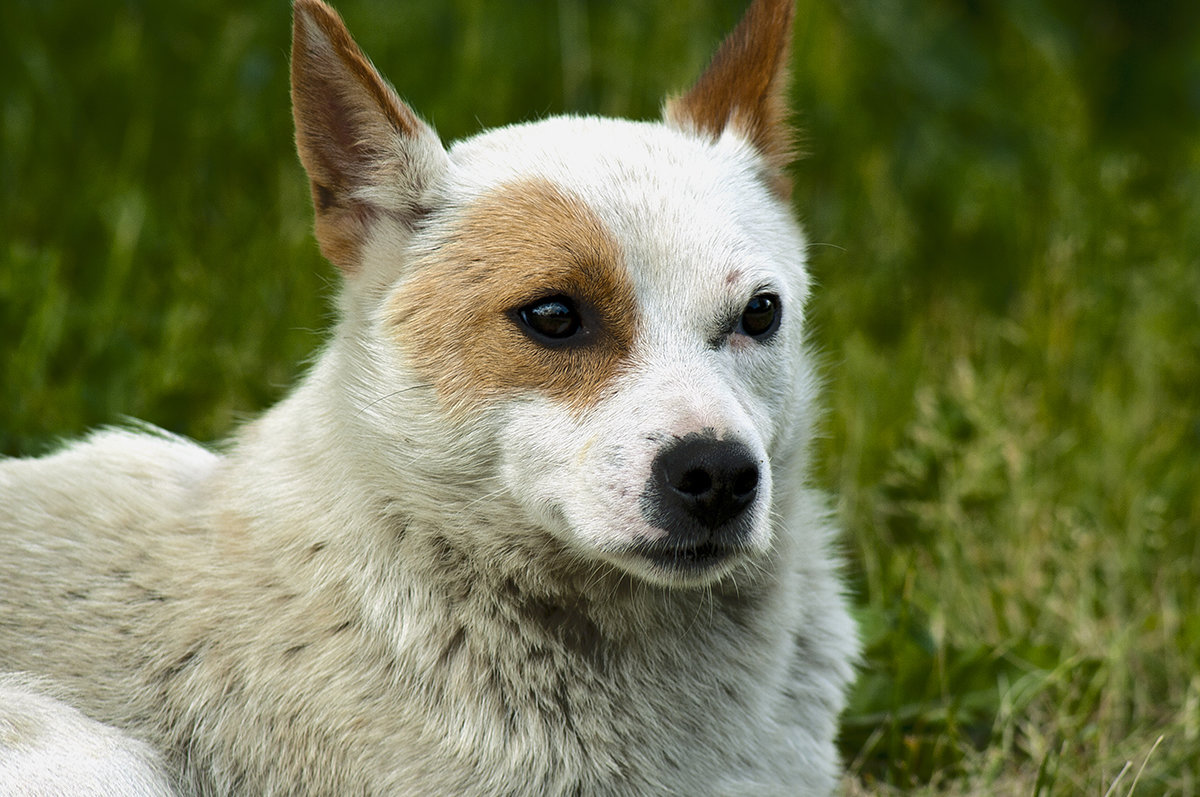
[644,434,760,543]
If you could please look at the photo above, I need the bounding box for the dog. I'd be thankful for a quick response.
[0,0,857,793]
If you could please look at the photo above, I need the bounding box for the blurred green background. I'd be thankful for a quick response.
[2,0,1198,792]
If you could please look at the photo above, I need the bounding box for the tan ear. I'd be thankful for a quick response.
[664,0,797,196]
[291,0,447,273]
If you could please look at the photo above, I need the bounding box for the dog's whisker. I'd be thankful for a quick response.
[457,487,511,517]
[354,383,435,418]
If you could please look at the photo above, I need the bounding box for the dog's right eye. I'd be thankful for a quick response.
[516,296,582,344]
[737,292,782,341]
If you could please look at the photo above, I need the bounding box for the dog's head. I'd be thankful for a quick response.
[291,0,814,588]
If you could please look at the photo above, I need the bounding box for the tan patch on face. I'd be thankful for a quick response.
[388,178,636,413]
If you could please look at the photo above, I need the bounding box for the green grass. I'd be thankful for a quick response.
[3,0,1197,793]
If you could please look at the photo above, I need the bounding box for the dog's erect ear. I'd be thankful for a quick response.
[664,0,796,196]
[291,0,448,273]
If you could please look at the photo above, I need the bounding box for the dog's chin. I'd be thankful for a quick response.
[605,540,753,588]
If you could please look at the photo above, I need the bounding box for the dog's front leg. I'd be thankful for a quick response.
[0,674,176,797]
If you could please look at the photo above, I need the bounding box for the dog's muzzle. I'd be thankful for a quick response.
[637,432,760,573]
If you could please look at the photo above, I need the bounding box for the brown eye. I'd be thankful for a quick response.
[517,296,581,343]
[738,293,781,340]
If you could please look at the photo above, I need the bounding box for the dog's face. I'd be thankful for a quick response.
[393,120,811,587]
[292,0,808,587]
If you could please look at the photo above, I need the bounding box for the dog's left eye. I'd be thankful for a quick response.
[517,296,582,343]
[737,293,782,341]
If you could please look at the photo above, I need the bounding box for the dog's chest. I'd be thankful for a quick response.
[372,588,781,793]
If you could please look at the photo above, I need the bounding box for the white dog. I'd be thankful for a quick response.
[0,0,857,793]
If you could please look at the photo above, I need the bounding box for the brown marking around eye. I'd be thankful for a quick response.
[387,178,637,414]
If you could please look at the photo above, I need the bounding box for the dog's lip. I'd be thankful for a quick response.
[629,540,743,572]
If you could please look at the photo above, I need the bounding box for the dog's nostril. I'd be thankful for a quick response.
[732,467,758,499]
[676,468,713,497]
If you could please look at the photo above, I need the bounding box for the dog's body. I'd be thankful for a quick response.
[0,1,857,794]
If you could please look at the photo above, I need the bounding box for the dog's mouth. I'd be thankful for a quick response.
[632,540,741,574]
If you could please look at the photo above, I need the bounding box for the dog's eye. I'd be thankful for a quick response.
[517,296,582,343]
[738,293,782,340]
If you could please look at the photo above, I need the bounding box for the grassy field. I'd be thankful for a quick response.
[3,0,1197,793]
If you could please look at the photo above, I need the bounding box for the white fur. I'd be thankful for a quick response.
[1,674,174,797]
[0,7,857,796]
